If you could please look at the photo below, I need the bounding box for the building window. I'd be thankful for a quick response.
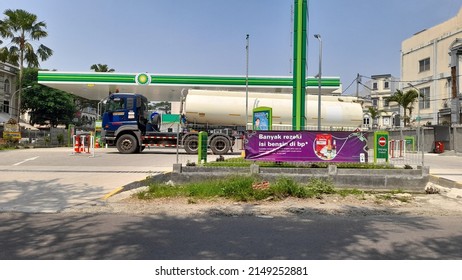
[372,98,378,107]
[383,117,390,126]
[363,117,370,125]
[3,100,9,114]
[384,98,390,107]
[4,79,10,93]
[393,115,401,126]
[372,82,378,90]
[419,58,430,72]
[384,81,389,89]
[419,87,430,109]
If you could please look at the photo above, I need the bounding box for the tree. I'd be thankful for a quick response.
[22,68,76,128]
[386,89,419,127]
[0,9,53,122]
[367,106,382,128]
[90,64,115,72]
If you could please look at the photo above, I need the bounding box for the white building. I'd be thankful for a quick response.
[361,74,400,130]
[0,62,18,124]
[401,7,462,125]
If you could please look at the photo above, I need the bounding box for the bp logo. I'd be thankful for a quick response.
[135,73,151,85]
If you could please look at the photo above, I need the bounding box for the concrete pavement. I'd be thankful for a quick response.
[425,152,462,184]
[0,147,181,212]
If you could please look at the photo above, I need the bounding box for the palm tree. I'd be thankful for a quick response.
[386,89,419,127]
[90,64,115,72]
[367,106,382,128]
[0,9,53,122]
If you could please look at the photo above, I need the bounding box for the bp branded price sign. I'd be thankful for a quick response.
[374,131,389,163]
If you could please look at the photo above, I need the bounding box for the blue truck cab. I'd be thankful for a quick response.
[101,93,152,153]
[101,92,235,155]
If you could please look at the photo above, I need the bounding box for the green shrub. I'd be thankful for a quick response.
[221,175,257,201]
[270,177,306,198]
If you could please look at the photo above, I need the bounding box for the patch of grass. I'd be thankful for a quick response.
[137,184,187,199]
[138,175,364,202]
[374,191,412,203]
[221,175,258,201]
[377,194,393,200]
[0,144,16,151]
[337,188,364,198]
[305,177,336,197]
[204,157,397,169]
[137,175,413,204]
[390,189,404,194]
[269,177,303,199]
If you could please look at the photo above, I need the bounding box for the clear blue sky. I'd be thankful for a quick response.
[1,0,462,94]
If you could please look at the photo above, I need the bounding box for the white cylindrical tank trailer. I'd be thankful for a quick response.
[182,89,363,128]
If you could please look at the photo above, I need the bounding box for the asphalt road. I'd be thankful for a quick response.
[0,212,461,259]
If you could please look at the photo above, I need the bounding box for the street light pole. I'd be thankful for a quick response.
[245,34,250,130]
[408,83,421,152]
[9,86,32,123]
[314,34,322,130]
[407,83,421,127]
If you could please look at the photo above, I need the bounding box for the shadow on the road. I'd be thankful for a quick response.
[0,207,461,260]
[0,179,105,213]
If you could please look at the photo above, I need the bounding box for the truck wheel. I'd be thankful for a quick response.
[116,134,138,154]
[210,135,231,155]
[184,135,199,154]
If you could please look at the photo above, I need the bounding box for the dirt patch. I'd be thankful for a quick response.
[64,185,462,217]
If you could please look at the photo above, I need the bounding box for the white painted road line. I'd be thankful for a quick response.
[13,156,39,166]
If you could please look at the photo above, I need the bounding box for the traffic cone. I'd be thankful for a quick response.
[74,136,81,153]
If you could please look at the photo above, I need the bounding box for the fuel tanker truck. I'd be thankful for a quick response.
[101,89,363,154]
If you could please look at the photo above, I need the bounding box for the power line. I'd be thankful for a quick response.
[341,77,357,94]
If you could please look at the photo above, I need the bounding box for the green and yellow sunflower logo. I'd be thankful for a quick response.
[135,73,151,85]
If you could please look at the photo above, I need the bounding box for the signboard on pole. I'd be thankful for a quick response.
[405,136,415,152]
[374,131,389,163]
[3,122,21,140]
[253,107,272,131]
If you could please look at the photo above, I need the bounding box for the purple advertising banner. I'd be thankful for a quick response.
[245,131,368,163]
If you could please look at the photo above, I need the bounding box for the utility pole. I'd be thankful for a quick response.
[314,34,322,130]
[356,73,360,98]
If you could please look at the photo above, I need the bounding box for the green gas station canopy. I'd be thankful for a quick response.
[38,71,341,102]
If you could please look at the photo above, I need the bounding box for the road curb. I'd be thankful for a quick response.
[105,172,171,199]
[102,186,125,200]
[429,175,462,189]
